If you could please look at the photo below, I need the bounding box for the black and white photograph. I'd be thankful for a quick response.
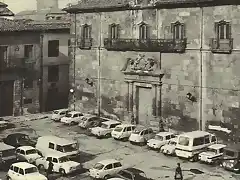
[0,0,240,179]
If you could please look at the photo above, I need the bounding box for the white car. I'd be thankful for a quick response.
[91,120,121,138]
[89,159,123,179]
[16,146,42,164]
[147,132,176,150]
[51,109,70,122]
[60,111,84,125]
[111,124,136,141]
[129,127,155,146]
[198,144,226,164]
[160,137,178,155]
[7,162,47,180]
[35,153,82,175]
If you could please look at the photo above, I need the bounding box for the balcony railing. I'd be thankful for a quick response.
[77,38,93,50]
[104,38,187,53]
[210,38,233,54]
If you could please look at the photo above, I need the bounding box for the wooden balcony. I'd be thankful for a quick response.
[104,38,187,53]
[77,38,93,50]
[210,38,233,54]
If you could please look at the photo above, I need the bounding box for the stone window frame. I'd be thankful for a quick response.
[48,40,59,57]
[108,23,120,39]
[171,21,186,40]
[81,24,92,39]
[214,20,231,40]
[0,46,9,65]
[23,98,33,105]
[139,22,150,40]
[24,44,33,58]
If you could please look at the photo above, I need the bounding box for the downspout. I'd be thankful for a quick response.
[199,7,204,130]
[73,13,77,111]
[97,12,102,117]
[39,34,44,113]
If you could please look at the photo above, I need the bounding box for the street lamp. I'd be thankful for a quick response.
[69,88,75,111]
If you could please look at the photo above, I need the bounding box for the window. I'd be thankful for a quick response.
[56,145,64,152]
[225,150,235,157]
[193,137,205,146]
[10,166,14,170]
[24,78,33,89]
[0,46,9,66]
[13,166,19,173]
[166,135,171,140]
[81,24,91,39]
[48,40,59,57]
[20,150,25,155]
[171,21,185,39]
[46,157,52,161]
[215,20,231,39]
[204,135,210,144]
[110,124,118,128]
[48,65,59,82]
[73,114,78,118]
[139,23,149,40]
[23,98,32,105]
[113,162,122,168]
[178,136,189,146]
[126,127,132,131]
[109,24,120,39]
[104,164,113,170]
[19,168,24,175]
[53,158,58,163]
[49,143,54,149]
[60,112,65,115]
[24,45,33,58]
[211,136,217,142]
[220,148,224,153]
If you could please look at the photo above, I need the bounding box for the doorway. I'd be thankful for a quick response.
[0,81,14,116]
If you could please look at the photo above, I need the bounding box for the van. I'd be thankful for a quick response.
[111,124,136,141]
[0,142,17,169]
[51,109,70,122]
[175,131,217,161]
[35,136,80,160]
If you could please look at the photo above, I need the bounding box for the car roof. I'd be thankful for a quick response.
[98,159,120,165]
[115,124,135,128]
[68,111,82,115]
[7,133,27,137]
[17,146,36,151]
[179,131,212,138]
[54,109,69,112]
[38,136,76,145]
[135,126,152,131]
[0,142,15,151]
[102,120,121,125]
[12,162,36,169]
[156,132,175,136]
[208,144,226,150]
[123,167,144,174]
[45,152,69,158]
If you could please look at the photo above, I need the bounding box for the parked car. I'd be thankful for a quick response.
[91,120,121,138]
[89,159,123,179]
[129,127,155,146]
[16,146,42,164]
[109,168,153,180]
[51,109,70,122]
[35,136,80,160]
[7,162,47,180]
[147,132,176,150]
[111,124,136,141]
[3,133,37,148]
[60,111,84,125]
[160,137,178,155]
[35,153,82,175]
[198,143,226,164]
[0,119,15,131]
[221,144,240,172]
[0,142,17,170]
[78,115,108,129]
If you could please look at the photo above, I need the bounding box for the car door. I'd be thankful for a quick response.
[52,157,60,172]
[13,166,20,179]
[18,168,25,180]
[103,163,113,176]
[19,150,26,161]
[9,166,16,179]
[45,157,52,170]
[126,127,133,137]
[113,162,123,173]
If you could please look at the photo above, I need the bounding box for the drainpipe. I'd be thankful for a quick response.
[39,34,44,113]
[97,12,102,117]
[20,77,24,115]
[73,13,77,111]
[199,7,204,130]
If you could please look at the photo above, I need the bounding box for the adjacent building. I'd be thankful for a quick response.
[64,0,240,132]
[0,18,70,117]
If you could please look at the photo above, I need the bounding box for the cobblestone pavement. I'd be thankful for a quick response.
[1,117,240,180]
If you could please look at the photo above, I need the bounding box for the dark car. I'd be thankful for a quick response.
[3,133,37,148]
[111,168,153,180]
[0,119,15,131]
[79,115,109,129]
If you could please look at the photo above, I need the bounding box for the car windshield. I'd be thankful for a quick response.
[62,143,78,152]
[53,111,59,114]
[225,150,236,157]
[101,124,108,129]
[114,127,123,132]
[178,136,190,146]
[19,135,30,141]
[93,163,104,170]
[132,129,140,134]
[155,135,163,141]
[26,149,37,155]
[59,156,70,163]
[169,141,177,145]
[206,148,217,154]
[65,114,72,118]
[25,167,38,174]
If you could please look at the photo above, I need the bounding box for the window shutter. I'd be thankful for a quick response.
[108,24,112,39]
[226,23,231,39]
[171,23,175,39]
[214,22,218,39]
[81,25,84,39]
[181,24,186,39]
[89,25,92,39]
[146,25,150,39]
[116,24,120,39]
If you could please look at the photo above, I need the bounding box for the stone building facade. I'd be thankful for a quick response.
[0,18,70,116]
[64,0,240,132]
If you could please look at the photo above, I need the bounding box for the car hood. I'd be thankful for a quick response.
[148,139,163,146]
[199,151,216,157]
[91,127,106,132]
[25,173,47,180]
[129,133,141,140]
[61,161,80,168]
[26,154,41,161]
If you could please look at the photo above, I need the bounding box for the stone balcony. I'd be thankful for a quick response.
[77,38,93,50]
[104,38,187,53]
[210,38,233,54]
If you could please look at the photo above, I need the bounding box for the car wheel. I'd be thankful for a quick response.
[105,133,111,138]
[123,137,128,142]
[6,176,12,180]
[192,154,198,162]
[59,168,66,176]
[38,164,44,171]
[70,121,75,126]
[104,174,110,179]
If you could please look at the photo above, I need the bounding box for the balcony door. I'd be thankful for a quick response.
[0,81,13,116]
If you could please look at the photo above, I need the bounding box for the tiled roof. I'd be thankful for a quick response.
[0,18,70,32]
[0,7,14,16]
[0,2,7,8]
